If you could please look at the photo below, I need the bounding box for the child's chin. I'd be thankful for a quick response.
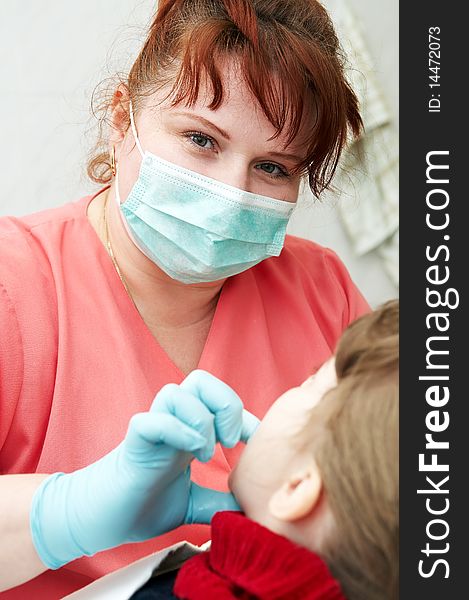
[227,467,237,495]
[227,467,244,508]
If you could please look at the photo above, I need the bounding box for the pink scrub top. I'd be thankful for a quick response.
[0,189,369,599]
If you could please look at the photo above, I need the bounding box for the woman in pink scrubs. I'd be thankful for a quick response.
[0,0,369,598]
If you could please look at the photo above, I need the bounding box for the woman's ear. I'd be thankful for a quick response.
[108,84,130,147]
[268,462,322,522]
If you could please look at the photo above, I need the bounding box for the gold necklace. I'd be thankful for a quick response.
[102,194,137,308]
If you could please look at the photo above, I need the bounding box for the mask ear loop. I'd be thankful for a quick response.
[129,100,145,159]
[114,100,145,207]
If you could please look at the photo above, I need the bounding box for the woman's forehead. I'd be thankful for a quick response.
[144,58,316,153]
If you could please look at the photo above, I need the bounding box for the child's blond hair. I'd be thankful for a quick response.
[312,300,399,599]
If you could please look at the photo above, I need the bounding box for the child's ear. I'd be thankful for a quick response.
[268,462,322,521]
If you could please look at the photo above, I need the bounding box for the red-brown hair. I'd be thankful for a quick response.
[88,0,363,197]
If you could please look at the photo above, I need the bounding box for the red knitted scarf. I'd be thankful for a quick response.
[173,511,346,600]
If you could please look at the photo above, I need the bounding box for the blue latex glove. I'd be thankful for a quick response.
[30,370,260,569]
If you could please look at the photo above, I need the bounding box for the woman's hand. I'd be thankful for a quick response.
[30,370,260,570]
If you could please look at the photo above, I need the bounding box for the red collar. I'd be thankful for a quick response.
[174,511,346,600]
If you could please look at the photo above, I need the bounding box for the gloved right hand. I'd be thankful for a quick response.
[30,369,259,569]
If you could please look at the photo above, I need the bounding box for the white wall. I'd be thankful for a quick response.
[293,0,399,307]
[0,0,398,306]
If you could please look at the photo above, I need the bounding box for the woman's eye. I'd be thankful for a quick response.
[256,162,289,178]
[188,132,214,150]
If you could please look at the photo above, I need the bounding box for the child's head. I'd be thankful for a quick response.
[229,300,399,600]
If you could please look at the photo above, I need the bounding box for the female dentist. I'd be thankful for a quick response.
[0,0,369,597]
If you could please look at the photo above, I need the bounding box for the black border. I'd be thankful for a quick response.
[400,3,466,595]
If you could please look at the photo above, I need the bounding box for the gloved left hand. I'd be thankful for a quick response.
[30,370,260,569]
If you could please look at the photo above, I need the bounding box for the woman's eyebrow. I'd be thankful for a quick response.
[169,111,231,140]
[267,150,305,164]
